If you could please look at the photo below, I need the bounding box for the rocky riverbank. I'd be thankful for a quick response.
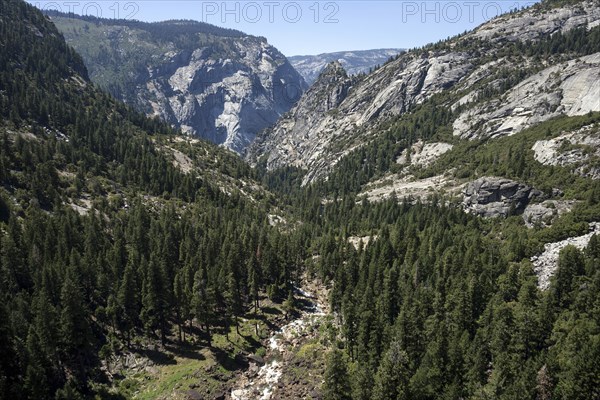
[229,279,330,400]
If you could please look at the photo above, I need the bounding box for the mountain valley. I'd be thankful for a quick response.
[1,0,600,399]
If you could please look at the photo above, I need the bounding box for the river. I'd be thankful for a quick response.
[230,286,326,400]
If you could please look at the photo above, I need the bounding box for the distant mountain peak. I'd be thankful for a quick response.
[289,48,404,85]
[48,13,307,154]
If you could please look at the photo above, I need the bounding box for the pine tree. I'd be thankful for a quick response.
[0,300,18,399]
[173,268,192,343]
[224,266,243,337]
[247,251,260,316]
[59,265,93,383]
[323,348,351,400]
[193,268,216,346]
[117,261,139,346]
[283,289,297,319]
[141,255,170,343]
[371,340,411,400]
[24,325,51,400]
[553,245,585,307]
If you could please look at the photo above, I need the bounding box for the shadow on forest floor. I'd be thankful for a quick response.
[164,342,207,361]
[212,347,249,372]
[136,347,177,365]
[260,306,283,315]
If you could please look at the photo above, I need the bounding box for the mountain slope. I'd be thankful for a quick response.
[289,48,403,85]
[48,13,307,153]
[3,1,600,399]
[0,2,303,398]
[249,0,600,184]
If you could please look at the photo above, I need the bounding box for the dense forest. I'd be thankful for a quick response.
[1,0,599,399]
[316,200,600,400]
[0,1,305,397]
[44,10,247,40]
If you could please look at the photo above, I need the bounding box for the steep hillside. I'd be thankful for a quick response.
[48,13,307,153]
[289,48,403,85]
[0,1,304,398]
[3,0,600,399]
[249,61,360,172]
[249,0,600,184]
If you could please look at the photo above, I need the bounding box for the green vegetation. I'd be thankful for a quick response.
[316,202,600,400]
[47,11,263,108]
[0,1,305,398]
[1,0,599,399]
[423,114,600,191]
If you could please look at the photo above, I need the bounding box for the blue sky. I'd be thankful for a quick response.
[29,1,539,55]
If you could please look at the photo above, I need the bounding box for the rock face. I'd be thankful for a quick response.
[50,15,307,153]
[248,51,474,183]
[453,53,600,140]
[532,124,600,179]
[248,61,359,179]
[249,0,600,182]
[532,222,600,290]
[470,1,600,42]
[522,200,578,228]
[289,48,404,85]
[397,141,454,168]
[462,177,543,218]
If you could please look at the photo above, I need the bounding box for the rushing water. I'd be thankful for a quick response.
[230,288,326,400]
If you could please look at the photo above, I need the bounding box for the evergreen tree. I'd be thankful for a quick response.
[553,245,585,307]
[117,261,139,345]
[283,289,297,318]
[193,268,216,346]
[323,348,351,400]
[140,256,169,343]
[372,340,411,400]
[59,265,93,384]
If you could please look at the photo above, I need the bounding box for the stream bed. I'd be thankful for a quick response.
[230,287,326,400]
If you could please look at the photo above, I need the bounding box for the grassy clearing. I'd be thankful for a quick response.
[117,301,286,399]
[133,352,217,400]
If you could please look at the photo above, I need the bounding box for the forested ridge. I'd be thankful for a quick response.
[1,0,599,399]
[0,1,307,397]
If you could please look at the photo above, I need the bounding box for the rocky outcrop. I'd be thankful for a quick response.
[453,53,600,140]
[532,222,600,290]
[249,0,600,183]
[289,48,404,85]
[522,200,578,228]
[532,124,600,179]
[360,174,460,203]
[462,177,543,218]
[51,16,306,154]
[397,141,454,168]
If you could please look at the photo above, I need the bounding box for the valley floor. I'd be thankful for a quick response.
[111,277,331,400]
